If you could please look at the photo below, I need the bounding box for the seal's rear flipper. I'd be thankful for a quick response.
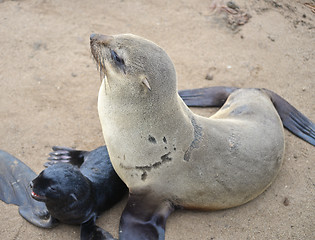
[262,89,315,146]
[0,150,57,228]
[81,216,116,240]
[179,87,315,146]
[179,86,238,107]
[19,205,58,228]
[119,193,175,240]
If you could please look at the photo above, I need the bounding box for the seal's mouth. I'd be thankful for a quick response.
[90,33,117,92]
[90,34,113,78]
[31,191,47,202]
[90,48,107,75]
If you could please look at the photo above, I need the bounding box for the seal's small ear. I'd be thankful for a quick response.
[70,193,78,202]
[142,77,152,91]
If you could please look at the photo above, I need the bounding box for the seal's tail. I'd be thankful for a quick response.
[179,87,315,146]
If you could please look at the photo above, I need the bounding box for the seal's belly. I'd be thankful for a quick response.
[161,89,285,209]
[167,119,284,210]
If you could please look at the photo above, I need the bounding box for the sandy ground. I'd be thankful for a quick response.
[0,0,314,239]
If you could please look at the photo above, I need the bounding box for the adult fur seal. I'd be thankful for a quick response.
[90,33,315,239]
[0,146,127,240]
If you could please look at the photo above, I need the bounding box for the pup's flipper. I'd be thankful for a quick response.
[179,86,238,107]
[262,89,315,146]
[0,150,57,228]
[46,146,88,167]
[81,216,117,240]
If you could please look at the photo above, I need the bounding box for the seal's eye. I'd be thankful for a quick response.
[49,186,57,192]
[110,50,126,74]
[111,50,125,66]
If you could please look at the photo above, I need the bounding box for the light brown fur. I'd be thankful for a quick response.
[92,34,284,210]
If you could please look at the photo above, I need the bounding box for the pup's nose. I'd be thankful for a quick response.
[90,33,114,45]
[29,181,34,189]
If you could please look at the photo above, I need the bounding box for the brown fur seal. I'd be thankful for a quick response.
[90,33,315,239]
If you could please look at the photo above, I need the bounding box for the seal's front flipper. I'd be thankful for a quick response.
[46,145,109,168]
[119,193,175,240]
[179,86,238,107]
[0,150,56,228]
[81,216,116,240]
[19,205,58,228]
[263,89,315,146]
[46,146,88,167]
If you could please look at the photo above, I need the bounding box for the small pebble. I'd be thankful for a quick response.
[205,74,213,81]
[268,35,275,42]
[227,1,239,10]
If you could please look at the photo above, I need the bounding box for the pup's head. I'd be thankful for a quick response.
[30,163,90,204]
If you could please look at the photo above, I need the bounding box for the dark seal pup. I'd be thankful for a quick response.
[90,33,315,240]
[0,146,127,240]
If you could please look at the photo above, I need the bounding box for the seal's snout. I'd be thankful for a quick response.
[90,33,113,46]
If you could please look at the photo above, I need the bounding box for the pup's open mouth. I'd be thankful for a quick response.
[31,191,47,202]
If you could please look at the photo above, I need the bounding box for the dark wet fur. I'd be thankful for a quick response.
[32,163,93,224]
[32,146,127,225]
[0,146,126,240]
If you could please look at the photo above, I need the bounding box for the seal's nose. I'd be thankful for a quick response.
[90,33,114,46]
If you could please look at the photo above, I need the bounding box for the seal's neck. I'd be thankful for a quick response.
[97,80,195,185]
[98,79,187,125]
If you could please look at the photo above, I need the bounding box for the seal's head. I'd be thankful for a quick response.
[30,163,90,204]
[30,163,96,224]
[90,33,177,100]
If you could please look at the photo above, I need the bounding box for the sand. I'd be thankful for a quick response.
[0,0,314,239]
